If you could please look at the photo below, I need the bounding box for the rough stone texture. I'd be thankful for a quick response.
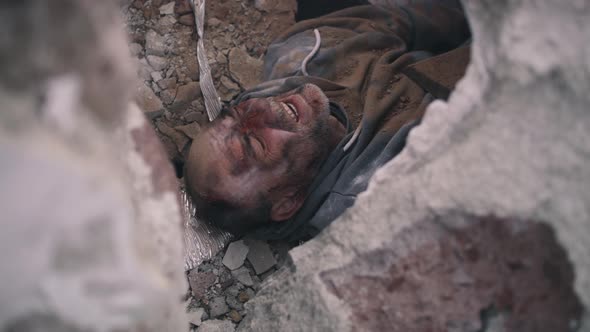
[197,319,235,332]
[208,297,230,318]
[0,0,187,331]
[245,240,276,275]
[222,240,250,270]
[189,271,217,300]
[239,0,590,331]
[228,47,263,90]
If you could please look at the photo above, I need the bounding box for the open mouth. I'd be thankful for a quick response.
[280,102,299,122]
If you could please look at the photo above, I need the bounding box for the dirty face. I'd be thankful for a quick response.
[186,84,345,232]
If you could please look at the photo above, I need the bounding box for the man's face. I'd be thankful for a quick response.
[186,84,345,227]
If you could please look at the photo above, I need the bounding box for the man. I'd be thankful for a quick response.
[185,1,470,241]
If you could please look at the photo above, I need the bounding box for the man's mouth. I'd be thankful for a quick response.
[280,102,299,122]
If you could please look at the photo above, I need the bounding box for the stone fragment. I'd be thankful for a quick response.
[189,307,205,326]
[222,240,250,270]
[159,1,175,15]
[160,88,176,105]
[175,0,192,15]
[184,55,200,81]
[188,270,216,300]
[207,18,222,27]
[254,0,297,13]
[228,310,242,323]
[245,240,276,275]
[208,296,229,318]
[155,120,189,153]
[137,58,153,81]
[175,122,201,139]
[173,82,201,108]
[179,14,195,26]
[145,29,167,56]
[129,42,143,57]
[197,319,235,332]
[225,295,244,311]
[225,284,243,298]
[147,55,168,71]
[231,267,254,287]
[158,77,177,90]
[135,82,164,114]
[219,76,241,102]
[237,291,250,303]
[228,47,263,90]
[151,71,163,82]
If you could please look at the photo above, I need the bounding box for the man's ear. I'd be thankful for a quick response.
[270,191,305,222]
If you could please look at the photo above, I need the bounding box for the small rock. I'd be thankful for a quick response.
[222,240,250,270]
[228,47,263,90]
[151,71,163,82]
[208,296,229,318]
[151,81,161,93]
[147,55,168,71]
[129,43,143,57]
[145,29,167,56]
[179,14,195,26]
[160,88,176,105]
[225,284,243,298]
[172,82,201,109]
[216,53,227,65]
[231,267,254,287]
[228,310,242,323]
[131,0,144,9]
[175,122,201,139]
[196,319,235,332]
[237,291,250,303]
[188,270,216,300]
[225,295,243,311]
[218,271,234,290]
[174,0,192,15]
[158,77,177,90]
[207,18,222,27]
[137,58,153,81]
[156,120,190,153]
[159,1,175,15]
[183,56,200,81]
[188,307,205,326]
[135,82,163,114]
[246,240,277,275]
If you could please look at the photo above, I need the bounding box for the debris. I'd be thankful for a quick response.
[158,77,177,90]
[175,122,201,139]
[246,240,277,275]
[237,291,250,303]
[160,88,177,105]
[151,71,163,82]
[196,319,235,332]
[222,240,250,270]
[174,0,193,15]
[155,120,189,152]
[135,82,164,114]
[129,42,143,57]
[179,14,195,26]
[208,296,229,318]
[147,55,168,71]
[228,310,242,323]
[145,30,168,56]
[159,1,175,15]
[173,82,202,108]
[188,270,216,300]
[228,47,263,90]
[231,267,254,287]
[225,295,244,311]
[188,307,205,326]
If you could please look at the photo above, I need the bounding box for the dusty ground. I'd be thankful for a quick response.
[122,0,298,330]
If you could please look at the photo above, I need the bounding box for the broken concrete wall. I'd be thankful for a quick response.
[0,0,187,331]
[239,0,590,331]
